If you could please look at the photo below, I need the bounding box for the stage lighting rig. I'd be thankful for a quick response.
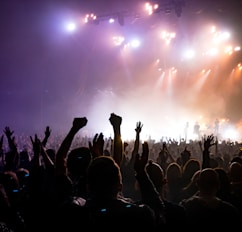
[84,10,139,26]
[84,0,186,26]
[148,0,185,17]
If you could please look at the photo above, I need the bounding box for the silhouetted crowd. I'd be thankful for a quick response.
[0,113,242,231]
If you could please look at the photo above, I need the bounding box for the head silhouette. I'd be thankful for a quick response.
[87,156,122,199]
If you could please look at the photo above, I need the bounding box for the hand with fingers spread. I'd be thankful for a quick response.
[4,126,17,152]
[4,126,14,138]
[203,134,215,151]
[202,134,215,169]
[130,121,144,166]
[135,121,143,134]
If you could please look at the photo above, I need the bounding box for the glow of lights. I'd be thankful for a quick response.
[84,13,97,23]
[210,26,216,33]
[63,21,77,33]
[207,48,219,56]
[109,18,115,23]
[223,127,239,141]
[221,32,230,40]
[171,67,177,74]
[193,69,210,92]
[154,4,159,10]
[130,39,141,48]
[144,2,160,15]
[212,31,230,44]
[112,36,125,46]
[161,30,176,45]
[183,49,195,59]
[234,46,241,51]
[145,3,154,15]
[224,45,233,55]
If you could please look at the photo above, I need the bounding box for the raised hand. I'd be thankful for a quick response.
[4,126,17,152]
[130,121,143,165]
[4,126,14,138]
[72,117,88,132]
[31,133,54,168]
[42,126,52,147]
[109,113,123,166]
[30,134,41,157]
[134,142,149,174]
[203,134,215,151]
[44,126,51,138]
[202,134,215,169]
[55,116,88,176]
[135,121,143,134]
[109,113,122,130]
[89,133,104,159]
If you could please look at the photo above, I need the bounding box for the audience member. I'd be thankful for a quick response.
[228,161,242,216]
[181,158,201,188]
[0,183,25,232]
[180,170,200,199]
[165,162,183,203]
[180,168,242,229]
[83,155,156,231]
[144,159,187,230]
[120,121,143,201]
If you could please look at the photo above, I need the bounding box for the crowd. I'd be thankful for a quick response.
[0,112,242,231]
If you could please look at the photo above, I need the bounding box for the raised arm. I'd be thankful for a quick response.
[109,113,123,167]
[202,134,215,169]
[130,121,143,166]
[55,117,88,176]
[4,126,16,152]
[30,134,42,168]
[3,127,19,171]
[88,133,104,159]
[134,142,166,224]
[42,126,51,147]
